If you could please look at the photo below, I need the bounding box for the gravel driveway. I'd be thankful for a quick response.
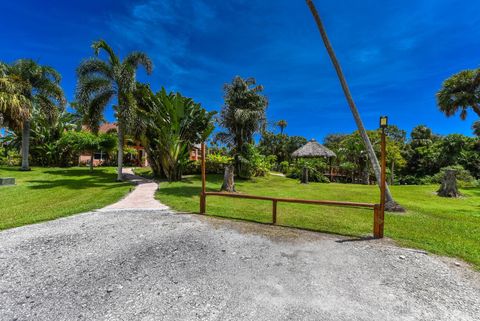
[0,209,479,321]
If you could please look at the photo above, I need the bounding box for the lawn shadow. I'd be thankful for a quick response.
[27,168,129,190]
[159,185,222,198]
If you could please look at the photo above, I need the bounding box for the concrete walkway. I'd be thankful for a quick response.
[101,168,169,211]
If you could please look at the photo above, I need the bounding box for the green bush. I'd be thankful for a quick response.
[238,144,275,178]
[0,148,21,166]
[278,160,290,174]
[207,153,233,174]
[432,165,478,188]
[286,158,329,183]
[183,152,234,175]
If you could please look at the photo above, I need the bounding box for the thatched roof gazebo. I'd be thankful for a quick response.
[292,139,336,183]
[292,139,336,158]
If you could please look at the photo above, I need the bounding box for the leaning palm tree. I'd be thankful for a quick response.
[6,60,65,170]
[76,40,152,180]
[305,0,403,211]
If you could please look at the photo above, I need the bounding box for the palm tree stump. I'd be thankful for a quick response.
[221,165,236,192]
[437,169,460,198]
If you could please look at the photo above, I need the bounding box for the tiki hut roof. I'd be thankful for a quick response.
[291,139,336,158]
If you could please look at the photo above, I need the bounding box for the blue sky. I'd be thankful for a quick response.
[2,0,480,140]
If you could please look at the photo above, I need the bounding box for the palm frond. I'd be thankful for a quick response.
[92,39,120,66]
[124,52,153,75]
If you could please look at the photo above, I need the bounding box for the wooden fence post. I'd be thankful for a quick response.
[200,142,206,214]
[272,200,277,224]
[373,204,380,238]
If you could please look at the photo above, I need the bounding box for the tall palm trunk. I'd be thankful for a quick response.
[306,0,404,211]
[117,122,124,181]
[21,120,30,171]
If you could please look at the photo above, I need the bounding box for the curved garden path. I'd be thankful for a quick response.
[101,168,169,211]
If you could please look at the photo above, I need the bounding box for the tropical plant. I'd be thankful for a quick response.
[216,76,268,177]
[237,143,275,178]
[3,108,79,166]
[76,39,152,180]
[306,0,402,210]
[134,84,215,181]
[286,158,329,183]
[2,59,65,170]
[0,62,30,132]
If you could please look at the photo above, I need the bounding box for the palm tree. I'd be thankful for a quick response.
[216,76,268,177]
[276,120,287,134]
[305,0,403,211]
[0,63,31,132]
[437,69,480,119]
[6,60,65,170]
[76,40,152,180]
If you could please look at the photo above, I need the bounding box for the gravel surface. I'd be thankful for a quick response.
[0,209,479,321]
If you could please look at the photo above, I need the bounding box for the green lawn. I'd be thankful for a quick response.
[0,166,131,230]
[157,174,480,270]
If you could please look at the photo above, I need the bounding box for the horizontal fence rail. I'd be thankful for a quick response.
[205,192,375,208]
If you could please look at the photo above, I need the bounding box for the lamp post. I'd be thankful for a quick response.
[377,116,388,238]
[200,142,206,214]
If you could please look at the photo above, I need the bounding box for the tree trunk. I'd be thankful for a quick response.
[21,120,30,171]
[390,161,394,185]
[90,153,94,172]
[301,166,309,184]
[361,166,369,185]
[437,170,460,198]
[306,0,404,212]
[220,165,236,192]
[116,122,124,181]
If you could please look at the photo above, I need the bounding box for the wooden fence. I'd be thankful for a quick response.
[199,139,386,238]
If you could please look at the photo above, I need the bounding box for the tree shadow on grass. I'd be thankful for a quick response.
[27,168,130,190]
[27,177,130,190]
[159,185,217,198]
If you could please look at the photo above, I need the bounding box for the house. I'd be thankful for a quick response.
[79,123,148,167]
[189,143,202,161]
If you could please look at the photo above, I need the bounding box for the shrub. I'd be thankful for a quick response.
[432,165,478,188]
[183,152,234,175]
[207,153,233,174]
[237,144,274,178]
[0,148,21,166]
[286,158,329,183]
[278,160,290,174]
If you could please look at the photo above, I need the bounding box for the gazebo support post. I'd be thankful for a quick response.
[200,142,206,214]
